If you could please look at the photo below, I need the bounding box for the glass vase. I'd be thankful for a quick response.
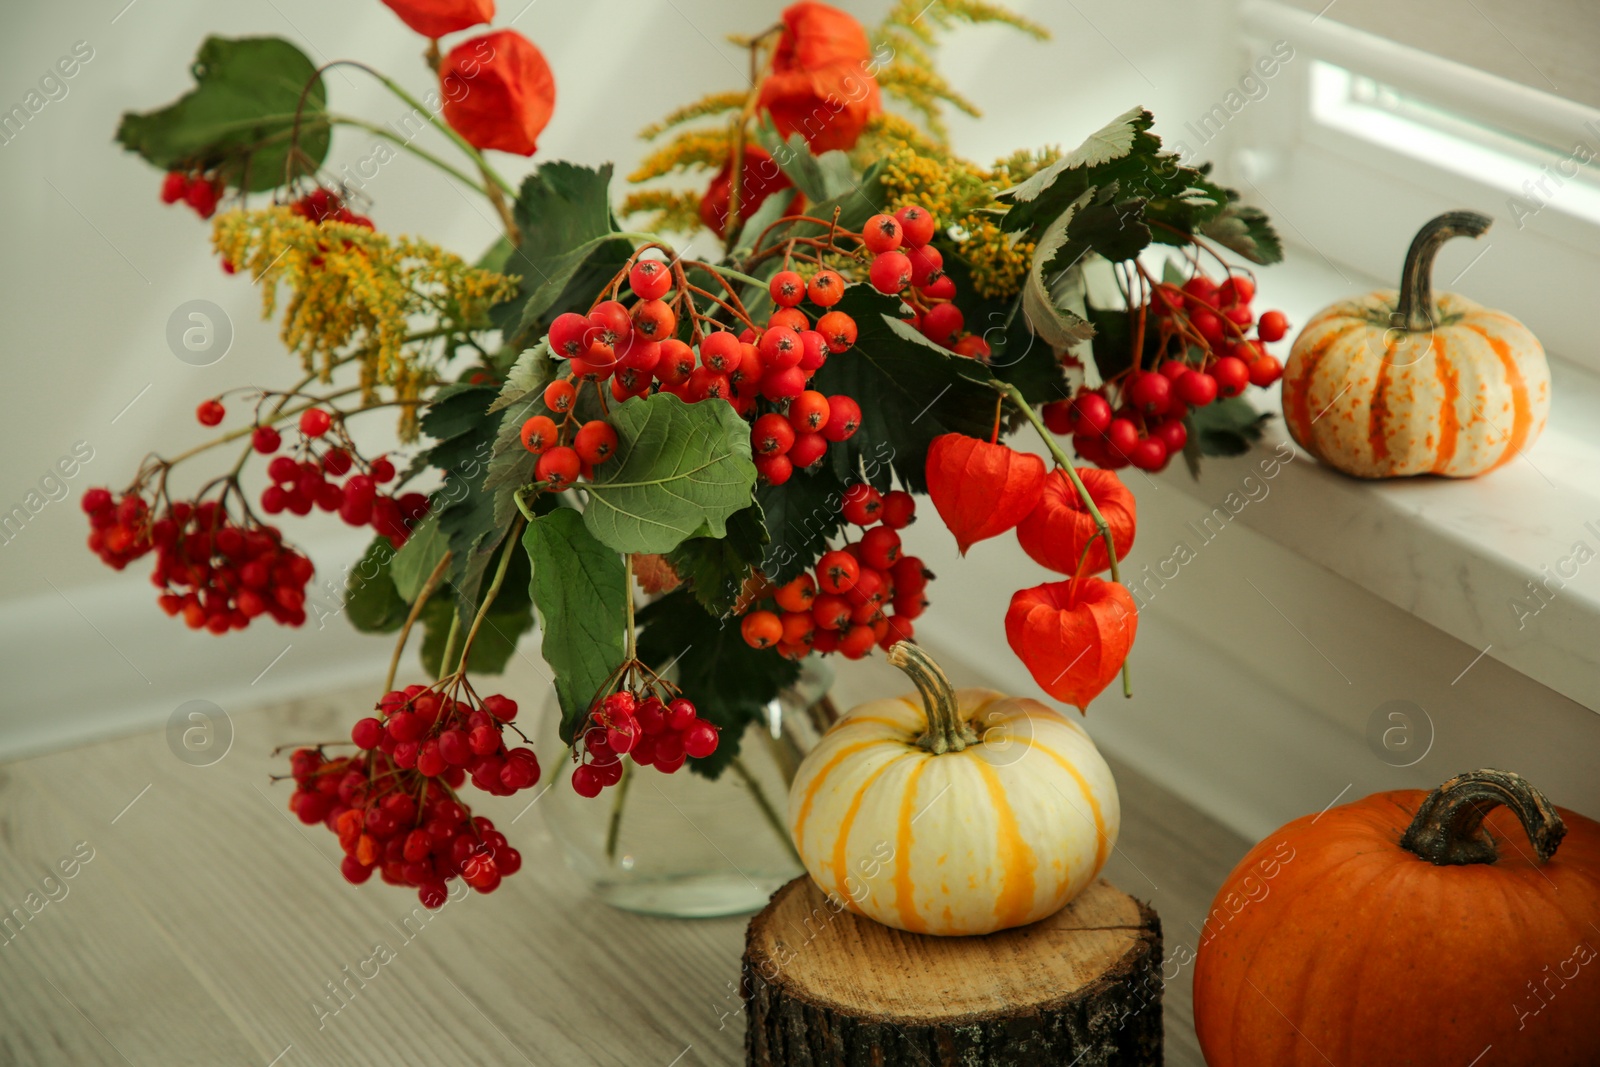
[539,658,834,918]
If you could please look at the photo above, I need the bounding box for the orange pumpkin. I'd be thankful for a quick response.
[1281,212,1549,478]
[1193,770,1600,1066]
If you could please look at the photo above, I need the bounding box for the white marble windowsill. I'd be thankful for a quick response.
[1160,249,1600,713]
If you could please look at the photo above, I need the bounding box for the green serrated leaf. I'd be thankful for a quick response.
[998,107,1153,210]
[1183,397,1274,475]
[418,383,503,617]
[1022,189,1099,351]
[418,596,533,678]
[116,36,328,192]
[635,588,801,781]
[476,235,514,274]
[1201,203,1284,265]
[761,131,861,203]
[344,537,408,633]
[754,464,849,584]
[666,504,769,616]
[581,393,758,555]
[388,513,446,603]
[808,286,999,493]
[748,159,888,259]
[525,508,628,742]
[487,342,552,414]
[493,162,634,340]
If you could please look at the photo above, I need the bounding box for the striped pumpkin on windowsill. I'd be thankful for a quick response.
[785,642,1119,937]
[1281,211,1549,479]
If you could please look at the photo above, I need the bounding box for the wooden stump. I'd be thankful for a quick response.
[743,876,1162,1066]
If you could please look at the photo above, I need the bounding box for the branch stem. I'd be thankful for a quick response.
[995,380,1133,698]
[731,757,802,866]
[385,553,452,692]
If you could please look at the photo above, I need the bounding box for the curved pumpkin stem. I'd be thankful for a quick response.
[1399,768,1566,866]
[887,641,976,755]
[1393,211,1493,332]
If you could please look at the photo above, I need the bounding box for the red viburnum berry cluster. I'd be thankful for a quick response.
[160,170,224,220]
[862,205,988,360]
[248,405,428,548]
[82,488,314,632]
[286,743,522,909]
[289,186,374,230]
[352,685,539,796]
[739,482,929,661]
[1044,271,1290,473]
[570,684,720,797]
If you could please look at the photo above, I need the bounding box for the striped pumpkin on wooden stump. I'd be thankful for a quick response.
[786,642,1119,937]
[1281,211,1549,479]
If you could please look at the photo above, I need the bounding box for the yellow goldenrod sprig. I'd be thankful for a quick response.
[212,207,517,439]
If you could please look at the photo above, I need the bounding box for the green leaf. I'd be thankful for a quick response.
[1022,189,1099,351]
[524,508,628,742]
[742,159,887,258]
[1182,398,1274,476]
[997,106,1156,228]
[416,535,535,678]
[115,36,328,193]
[582,392,759,555]
[635,589,801,780]
[418,598,533,677]
[764,131,860,203]
[344,537,408,633]
[418,383,504,617]
[754,462,849,584]
[666,504,769,616]
[494,162,634,340]
[1201,203,1284,265]
[389,514,447,602]
[933,256,1070,408]
[807,286,999,492]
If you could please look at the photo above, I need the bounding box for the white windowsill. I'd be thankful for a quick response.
[1165,244,1600,713]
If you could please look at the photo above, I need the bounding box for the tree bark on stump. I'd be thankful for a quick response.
[743,876,1162,1066]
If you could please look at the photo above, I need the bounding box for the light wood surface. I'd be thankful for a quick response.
[0,653,1250,1066]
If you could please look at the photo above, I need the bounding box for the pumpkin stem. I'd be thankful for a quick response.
[887,641,976,754]
[1399,768,1566,866]
[1393,211,1493,332]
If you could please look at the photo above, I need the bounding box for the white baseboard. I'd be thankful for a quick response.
[0,531,394,761]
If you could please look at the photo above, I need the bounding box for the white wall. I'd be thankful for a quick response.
[0,0,1238,751]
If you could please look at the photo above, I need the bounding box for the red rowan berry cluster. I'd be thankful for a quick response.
[519,389,619,491]
[83,488,315,632]
[739,482,929,660]
[531,250,865,489]
[1043,269,1290,473]
[160,169,224,220]
[862,205,989,360]
[286,743,521,908]
[569,668,720,797]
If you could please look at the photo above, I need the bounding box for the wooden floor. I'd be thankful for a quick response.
[0,655,1250,1066]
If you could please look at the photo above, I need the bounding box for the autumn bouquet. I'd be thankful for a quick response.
[93,0,1288,908]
